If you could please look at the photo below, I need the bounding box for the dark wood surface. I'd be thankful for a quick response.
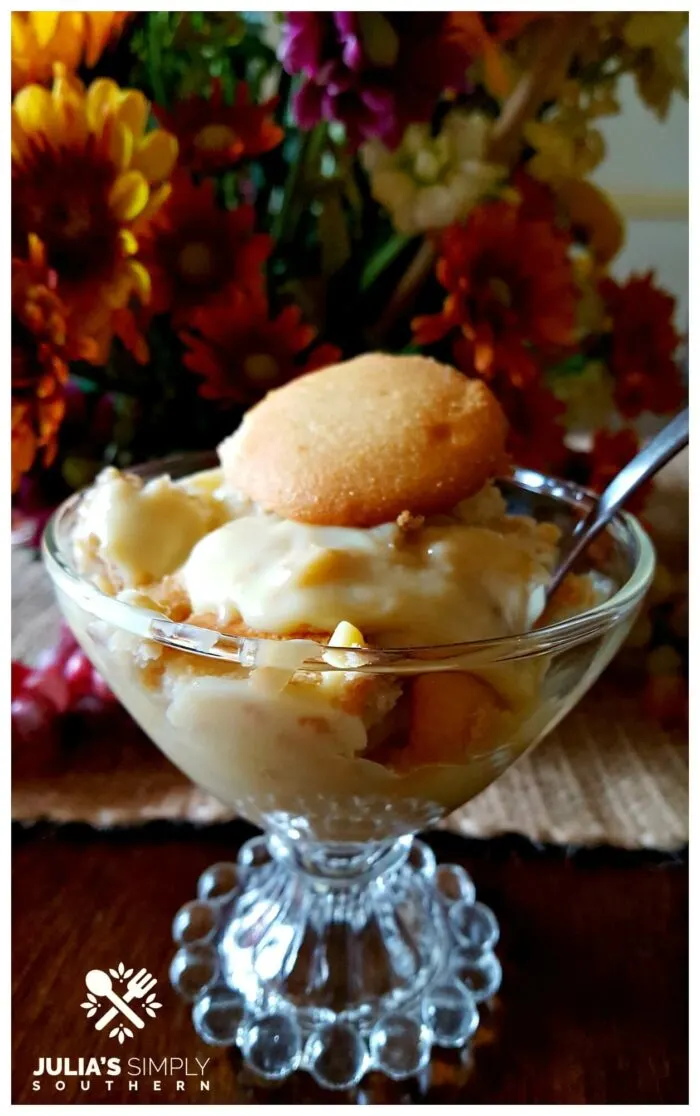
[12,823,688,1105]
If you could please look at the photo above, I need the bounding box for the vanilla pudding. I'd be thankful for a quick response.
[61,463,590,840]
[58,355,603,840]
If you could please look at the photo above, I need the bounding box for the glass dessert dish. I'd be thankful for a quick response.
[43,455,654,1090]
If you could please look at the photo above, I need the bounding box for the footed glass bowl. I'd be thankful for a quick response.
[43,459,654,1089]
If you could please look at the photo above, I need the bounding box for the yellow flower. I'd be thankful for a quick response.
[361,112,503,236]
[582,13,687,120]
[11,12,130,91]
[571,253,606,338]
[12,66,178,364]
[557,178,624,266]
[524,84,613,186]
[621,13,688,119]
[558,79,620,120]
[526,120,604,186]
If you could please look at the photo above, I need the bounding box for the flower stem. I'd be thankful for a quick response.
[487,13,589,167]
[360,233,411,292]
[275,69,292,124]
[272,124,327,246]
[368,239,436,346]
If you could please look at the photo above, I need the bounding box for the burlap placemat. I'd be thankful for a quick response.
[12,531,688,851]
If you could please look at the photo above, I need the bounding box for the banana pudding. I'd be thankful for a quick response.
[61,354,599,840]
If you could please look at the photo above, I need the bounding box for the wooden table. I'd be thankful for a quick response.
[12,823,687,1104]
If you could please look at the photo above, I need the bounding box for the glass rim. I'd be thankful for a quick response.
[41,458,655,672]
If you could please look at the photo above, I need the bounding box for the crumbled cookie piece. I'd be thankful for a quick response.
[396,509,425,535]
[392,510,426,549]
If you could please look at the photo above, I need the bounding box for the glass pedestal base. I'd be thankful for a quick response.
[170,834,501,1090]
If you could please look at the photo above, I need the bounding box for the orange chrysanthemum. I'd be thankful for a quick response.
[413,201,577,387]
[11,236,75,491]
[12,67,178,365]
[181,287,340,405]
[155,82,284,175]
[445,13,548,97]
[11,12,130,91]
[600,272,684,418]
[138,171,272,325]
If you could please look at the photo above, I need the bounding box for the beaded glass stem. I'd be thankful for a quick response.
[170,834,501,1089]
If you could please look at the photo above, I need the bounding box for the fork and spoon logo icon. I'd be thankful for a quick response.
[81,963,162,1041]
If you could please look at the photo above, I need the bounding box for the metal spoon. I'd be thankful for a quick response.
[546,408,689,604]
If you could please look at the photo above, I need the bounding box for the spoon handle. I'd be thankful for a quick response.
[548,408,689,600]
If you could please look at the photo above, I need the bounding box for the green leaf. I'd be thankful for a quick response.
[360,233,411,291]
[147,12,169,107]
[271,126,329,245]
[547,353,588,379]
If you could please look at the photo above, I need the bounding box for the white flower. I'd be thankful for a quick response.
[361,111,503,236]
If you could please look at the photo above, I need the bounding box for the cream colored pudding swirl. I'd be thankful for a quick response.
[180,495,558,646]
[73,468,559,647]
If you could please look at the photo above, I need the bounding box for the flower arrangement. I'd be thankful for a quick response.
[11,12,688,725]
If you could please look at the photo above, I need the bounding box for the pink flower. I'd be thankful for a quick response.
[279,13,475,147]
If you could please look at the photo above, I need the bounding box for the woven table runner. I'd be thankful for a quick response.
[12,541,688,851]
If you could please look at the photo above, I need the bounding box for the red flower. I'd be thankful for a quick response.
[601,272,684,418]
[11,236,73,491]
[642,673,687,729]
[512,168,558,223]
[413,201,577,387]
[137,171,271,325]
[484,12,548,41]
[499,380,569,475]
[388,14,485,134]
[587,428,651,513]
[180,287,341,405]
[154,82,283,175]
